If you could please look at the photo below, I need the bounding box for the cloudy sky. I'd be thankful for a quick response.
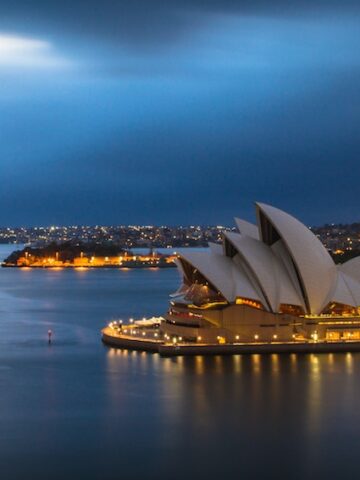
[0,1,359,226]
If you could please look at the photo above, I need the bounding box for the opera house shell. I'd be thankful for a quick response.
[162,203,360,344]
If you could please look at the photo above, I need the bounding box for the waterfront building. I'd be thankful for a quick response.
[162,203,360,344]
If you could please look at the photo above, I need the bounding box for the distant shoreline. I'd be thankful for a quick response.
[2,242,177,269]
[1,264,176,269]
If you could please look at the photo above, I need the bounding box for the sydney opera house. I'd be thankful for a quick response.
[161,203,360,345]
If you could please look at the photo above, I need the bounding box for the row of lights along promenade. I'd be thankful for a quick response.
[101,318,360,357]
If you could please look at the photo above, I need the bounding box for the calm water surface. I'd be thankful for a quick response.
[0,245,359,479]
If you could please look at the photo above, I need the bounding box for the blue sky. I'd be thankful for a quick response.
[0,1,360,226]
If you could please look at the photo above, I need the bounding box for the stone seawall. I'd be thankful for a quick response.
[101,329,360,357]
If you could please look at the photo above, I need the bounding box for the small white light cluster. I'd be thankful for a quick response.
[108,320,123,329]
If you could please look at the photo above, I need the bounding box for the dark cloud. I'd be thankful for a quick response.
[1,1,360,225]
[1,0,360,49]
[2,66,359,226]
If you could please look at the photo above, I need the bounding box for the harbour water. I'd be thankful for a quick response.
[0,245,360,479]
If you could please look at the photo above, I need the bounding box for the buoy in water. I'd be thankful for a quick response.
[48,329,53,344]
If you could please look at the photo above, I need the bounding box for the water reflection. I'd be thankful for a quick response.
[346,352,354,375]
[104,350,360,478]
[1,248,360,480]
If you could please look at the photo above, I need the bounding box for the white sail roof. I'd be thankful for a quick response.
[224,231,304,312]
[336,259,360,305]
[170,258,190,297]
[330,271,358,307]
[271,239,305,308]
[179,250,263,304]
[234,218,259,239]
[173,202,360,315]
[340,272,360,305]
[208,242,223,255]
[256,203,337,315]
[339,257,360,282]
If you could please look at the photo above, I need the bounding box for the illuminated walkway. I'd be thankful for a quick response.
[101,325,360,357]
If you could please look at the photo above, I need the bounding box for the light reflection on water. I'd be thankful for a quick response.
[0,246,360,479]
[104,349,360,479]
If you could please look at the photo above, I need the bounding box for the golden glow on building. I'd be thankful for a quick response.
[279,304,305,316]
[188,301,228,310]
[326,329,360,341]
[235,297,263,309]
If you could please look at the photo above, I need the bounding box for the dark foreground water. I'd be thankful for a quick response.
[1,246,360,479]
